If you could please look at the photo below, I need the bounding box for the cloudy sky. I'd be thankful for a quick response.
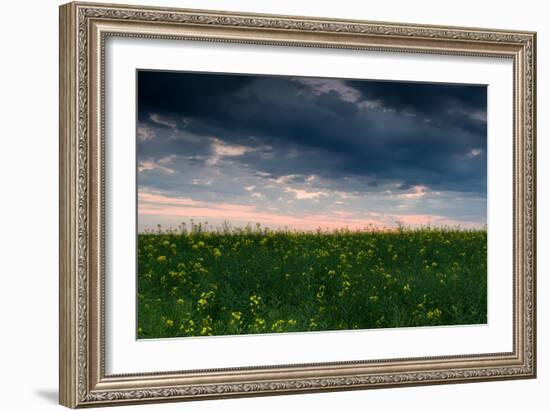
[137,70,487,232]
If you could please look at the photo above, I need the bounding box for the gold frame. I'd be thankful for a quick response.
[59,1,537,408]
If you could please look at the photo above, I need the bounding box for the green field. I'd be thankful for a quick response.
[137,225,487,339]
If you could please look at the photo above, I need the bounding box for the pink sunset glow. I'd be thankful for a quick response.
[138,191,480,232]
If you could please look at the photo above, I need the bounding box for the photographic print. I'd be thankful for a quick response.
[136,71,488,339]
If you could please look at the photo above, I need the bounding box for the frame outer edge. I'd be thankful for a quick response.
[60,2,79,409]
[59,1,536,407]
[530,31,537,378]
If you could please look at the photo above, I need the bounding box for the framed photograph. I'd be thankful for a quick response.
[59,2,536,408]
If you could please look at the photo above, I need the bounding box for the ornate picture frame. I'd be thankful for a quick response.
[59,2,536,408]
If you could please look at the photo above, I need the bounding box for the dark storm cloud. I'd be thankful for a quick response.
[137,70,487,196]
[348,80,486,117]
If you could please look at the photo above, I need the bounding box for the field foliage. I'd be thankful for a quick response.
[137,224,487,338]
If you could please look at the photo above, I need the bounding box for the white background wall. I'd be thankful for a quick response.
[0,0,546,409]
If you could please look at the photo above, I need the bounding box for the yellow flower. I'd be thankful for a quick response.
[185,319,196,333]
[427,308,442,320]
[271,319,285,332]
[200,326,212,336]
[177,298,184,305]
[249,294,262,307]
[165,319,174,327]
[157,255,167,263]
[212,248,222,258]
[316,285,325,303]
[197,291,215,310]
[255,318,266,327]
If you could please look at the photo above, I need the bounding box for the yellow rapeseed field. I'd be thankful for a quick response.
[137,224,486,338]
